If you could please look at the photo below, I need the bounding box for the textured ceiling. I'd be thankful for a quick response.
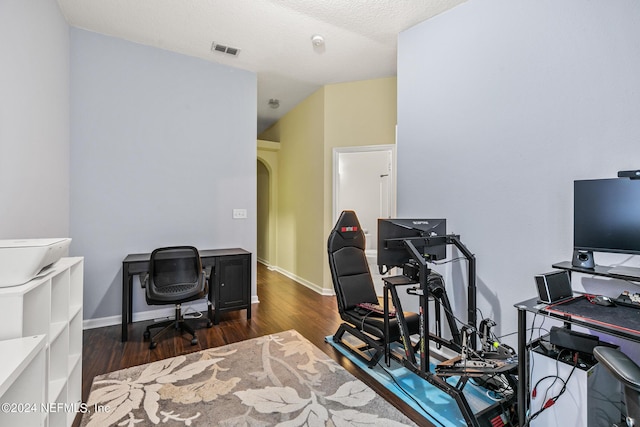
[57,0,466,135]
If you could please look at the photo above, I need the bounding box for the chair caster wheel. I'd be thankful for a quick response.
[206,320,213,328]
[143,330,150,339]
[149,341,157,350]
[191,338,198,346]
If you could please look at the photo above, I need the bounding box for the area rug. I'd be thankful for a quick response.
[81,330,417,426]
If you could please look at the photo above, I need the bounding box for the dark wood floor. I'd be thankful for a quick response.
[80,263,431,426]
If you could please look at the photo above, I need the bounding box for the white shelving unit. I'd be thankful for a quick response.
[0,335,46,427]
[0,257,83,427]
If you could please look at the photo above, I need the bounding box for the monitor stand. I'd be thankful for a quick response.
[571,250,595,269]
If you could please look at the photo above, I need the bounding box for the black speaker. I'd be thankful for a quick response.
[535,270,573,303]
[572,249,595,269]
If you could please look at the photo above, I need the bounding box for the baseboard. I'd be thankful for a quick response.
[257,259,276,271]
[83,314,122,330]
[83,301,210,330]
[84,296,261,330]
[270,266,335,296]
[83,267,318,330]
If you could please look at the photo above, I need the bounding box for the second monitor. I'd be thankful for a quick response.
[377,218,447,272]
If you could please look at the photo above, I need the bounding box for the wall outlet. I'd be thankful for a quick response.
[232,208,247,219]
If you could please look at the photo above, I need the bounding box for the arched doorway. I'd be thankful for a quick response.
[257,158,270,265]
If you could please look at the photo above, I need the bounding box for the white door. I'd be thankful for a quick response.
[333,145,396,294]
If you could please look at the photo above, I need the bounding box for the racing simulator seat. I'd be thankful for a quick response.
[327,210,419,367]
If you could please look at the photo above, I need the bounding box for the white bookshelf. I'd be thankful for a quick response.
[0,257,83,427]
[0,335,46,427]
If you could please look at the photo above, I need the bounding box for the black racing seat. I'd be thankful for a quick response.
[327,210,419,367]
[594,346,640,427]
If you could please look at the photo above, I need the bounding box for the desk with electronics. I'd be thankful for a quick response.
[516,266,640,427]
[515,171,640,427]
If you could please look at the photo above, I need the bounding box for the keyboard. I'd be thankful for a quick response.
[615,291,640,308]
[356,302,396,317]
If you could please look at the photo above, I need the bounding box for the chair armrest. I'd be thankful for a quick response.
[200,270,209,293]
[594,345,640,392]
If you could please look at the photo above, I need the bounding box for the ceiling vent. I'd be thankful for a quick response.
[211,42,240,57]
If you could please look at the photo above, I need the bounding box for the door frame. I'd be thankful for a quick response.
[332,144,397,225]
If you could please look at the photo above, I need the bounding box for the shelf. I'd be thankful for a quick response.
[50,321,67,342]
[49,378,67,402]
[22,282,50,339]
[0,335,46,427]
[552,261,640,281]
[0,257,83,427]
[68,354,81,373]
[0,335,45,398]
[69,304,82,321]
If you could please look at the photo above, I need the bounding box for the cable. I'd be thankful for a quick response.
[359,309,374,332]
[524,349,579,426]
[430,256,467,266]
[182,305,204,319]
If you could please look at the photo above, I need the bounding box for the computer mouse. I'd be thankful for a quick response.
[593,295,615,307]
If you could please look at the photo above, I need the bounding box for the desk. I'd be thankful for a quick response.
[122,248,251,341]
[515,295,640,424]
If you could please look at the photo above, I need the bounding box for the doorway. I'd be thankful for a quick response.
[257,159,269,264]
[333,145,396,294]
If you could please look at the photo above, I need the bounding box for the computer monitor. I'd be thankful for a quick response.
[377,218,447,270]
[574,178,640,255]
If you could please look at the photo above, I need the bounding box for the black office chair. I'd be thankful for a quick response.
[141,246,213,349]
[327,210,420,367]
[594,346,640,427]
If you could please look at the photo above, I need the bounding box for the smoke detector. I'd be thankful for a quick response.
[311,34,325,47]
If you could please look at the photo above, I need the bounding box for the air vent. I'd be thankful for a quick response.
[211,42,240,57]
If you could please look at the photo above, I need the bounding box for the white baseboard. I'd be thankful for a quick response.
[270,266,335,296]
[82,264,332,330]
[83,298,259,330]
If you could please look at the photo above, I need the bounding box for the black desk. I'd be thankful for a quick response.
[122,248,251,341]
[515,295,640,424]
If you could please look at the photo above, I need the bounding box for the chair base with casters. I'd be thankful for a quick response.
[144,302,214,349]
[594,346,640,427]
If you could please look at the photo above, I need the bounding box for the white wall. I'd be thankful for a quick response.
[0,0,70,238]
[397,0,640,344]
[70,29,257,322]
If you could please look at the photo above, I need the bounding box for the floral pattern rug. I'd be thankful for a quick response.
[81,330,417,426]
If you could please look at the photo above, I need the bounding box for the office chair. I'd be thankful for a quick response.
[141,246,213,349]
[327,210,419,367]
[593,346,640,427]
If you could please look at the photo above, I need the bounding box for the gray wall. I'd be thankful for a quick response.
[0,0,70,238]
[397,0,640,344]
[70,29,257,322]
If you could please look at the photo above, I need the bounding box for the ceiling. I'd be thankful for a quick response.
[57,0,466,135]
